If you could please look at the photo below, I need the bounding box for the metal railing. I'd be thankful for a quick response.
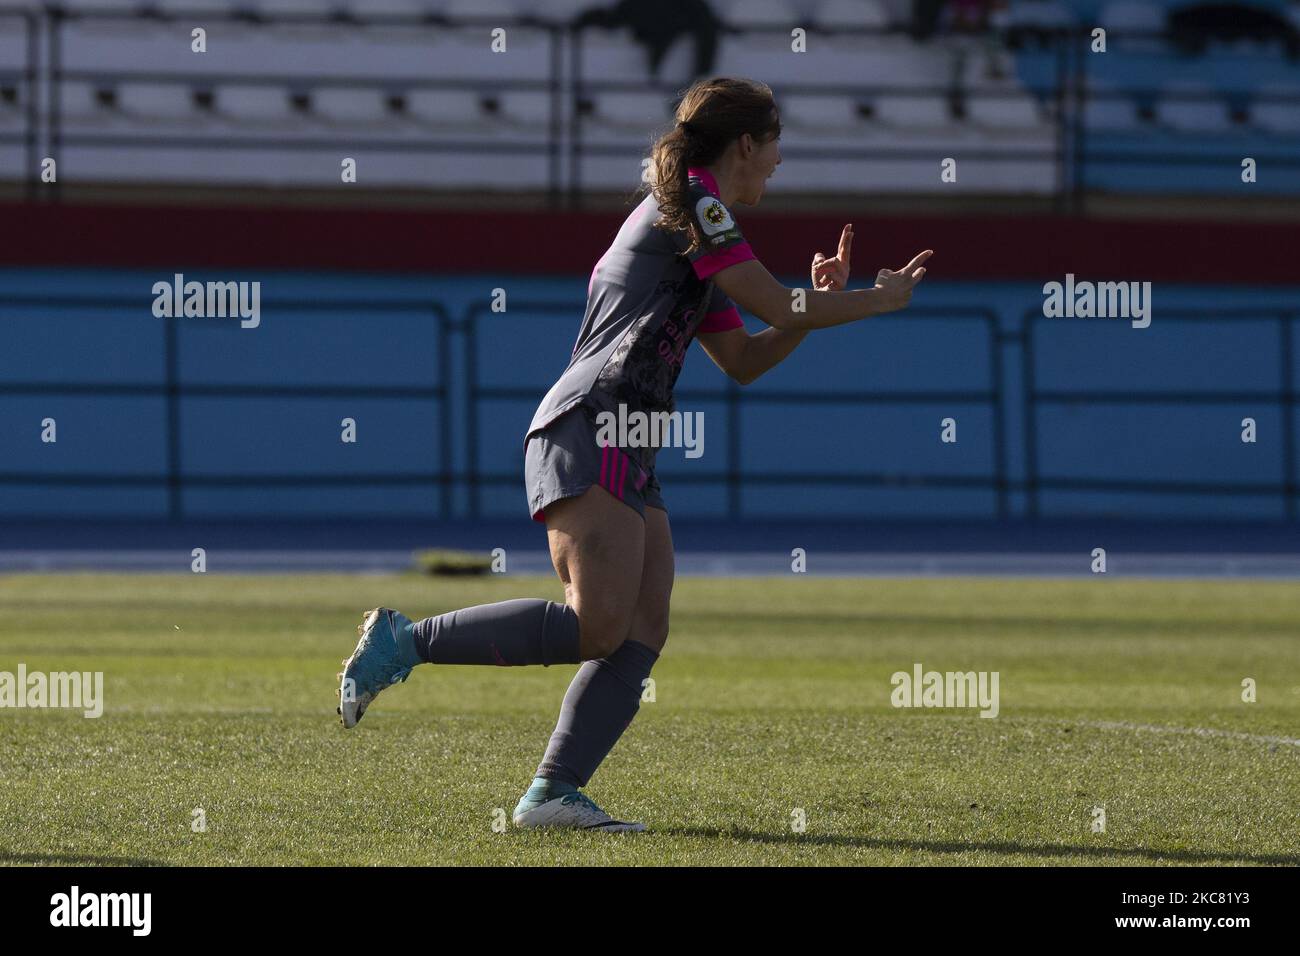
[464,301,1007,519]
[0,7,39,200]
[1021,307,1299,519]
[0,292,454,518]
[4,290,1299,520]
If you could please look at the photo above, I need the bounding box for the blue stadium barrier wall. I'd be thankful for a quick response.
[1,267,1297,521]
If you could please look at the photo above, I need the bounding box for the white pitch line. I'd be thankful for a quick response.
[1022,716,1300,748]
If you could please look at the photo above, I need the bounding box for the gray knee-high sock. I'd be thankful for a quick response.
[535,639,660,787]
[411,599,581,666]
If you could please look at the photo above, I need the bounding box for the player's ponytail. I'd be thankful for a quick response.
[644,76,781,257]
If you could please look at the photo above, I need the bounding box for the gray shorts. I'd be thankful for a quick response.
[525,405,666,522]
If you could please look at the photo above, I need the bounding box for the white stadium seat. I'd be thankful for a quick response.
[311,88,390,124]
[404,88,487,126]
[524,0,589,23]
[60,0,148,10]
[859,46,954,88]
[577,34,667,81]
[496,90,552,127]
[1082,77,1143,131]
[721,0,796,29]
[1095,3,1167,54]
[871,93,950,128]
[443,0,523,20]
[257,0,338,14]
[160,0,246,14]
[1097,0,1170,48]
[0,82,22,125]
[1004,0,1077,29]
[348,0,423,15]
[813,0,890,31]
[57,81,98,116]
[117,83,200,122]
[956,45,1018,87]
[255,0,345,40]
[1155,81,1231,133]
[589,91,673,131]
[151,2,261,41]
[58,81,116,123]
[439,0,547,57]
[1251,83,1300,134]
[1098,1,1165,33]
[60,0,157,36]
[217,84,296,122]
[403,0,453,12]
[966,91,1046,130]
[351,0,440,44]
[778,92,862,131]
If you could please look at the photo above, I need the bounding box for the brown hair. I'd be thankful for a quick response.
[643,77,781,257]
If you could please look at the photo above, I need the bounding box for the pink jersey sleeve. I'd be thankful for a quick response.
[697,303,744,334]
[685,166,756,280]
[690,243,756,281]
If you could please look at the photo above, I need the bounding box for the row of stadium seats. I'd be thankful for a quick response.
[5,0,883,29]
[1086,78,1300,132]
[0,81,1049,132]
[5,12,1288,92]
[5,0,1294,35]
[0,0,892,30]
[3,79,1294,135]
[0,0,1294,195]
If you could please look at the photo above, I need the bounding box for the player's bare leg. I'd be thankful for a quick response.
[513,485,665,832]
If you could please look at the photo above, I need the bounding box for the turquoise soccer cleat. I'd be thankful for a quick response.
[337,607,419,728]
[513,791,646,832]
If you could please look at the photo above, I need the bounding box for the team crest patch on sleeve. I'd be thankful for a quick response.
[695,195,734,236]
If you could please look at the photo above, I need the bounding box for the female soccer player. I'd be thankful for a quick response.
[338,76,932,832]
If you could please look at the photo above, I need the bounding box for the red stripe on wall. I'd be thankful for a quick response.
[0,202,1294,284]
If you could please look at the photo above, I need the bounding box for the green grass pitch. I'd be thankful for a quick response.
[1,573,1297,866]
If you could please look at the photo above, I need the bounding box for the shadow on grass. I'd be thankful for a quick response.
[0,851,165,867]
[657,828,1300,865]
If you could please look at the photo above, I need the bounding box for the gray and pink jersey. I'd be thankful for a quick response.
[525,166,755,470]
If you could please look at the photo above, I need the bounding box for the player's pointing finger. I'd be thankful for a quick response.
[901,249,933,274]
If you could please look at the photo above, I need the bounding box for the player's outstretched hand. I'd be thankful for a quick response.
[811,224,853,291]
[874,249,933,311]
